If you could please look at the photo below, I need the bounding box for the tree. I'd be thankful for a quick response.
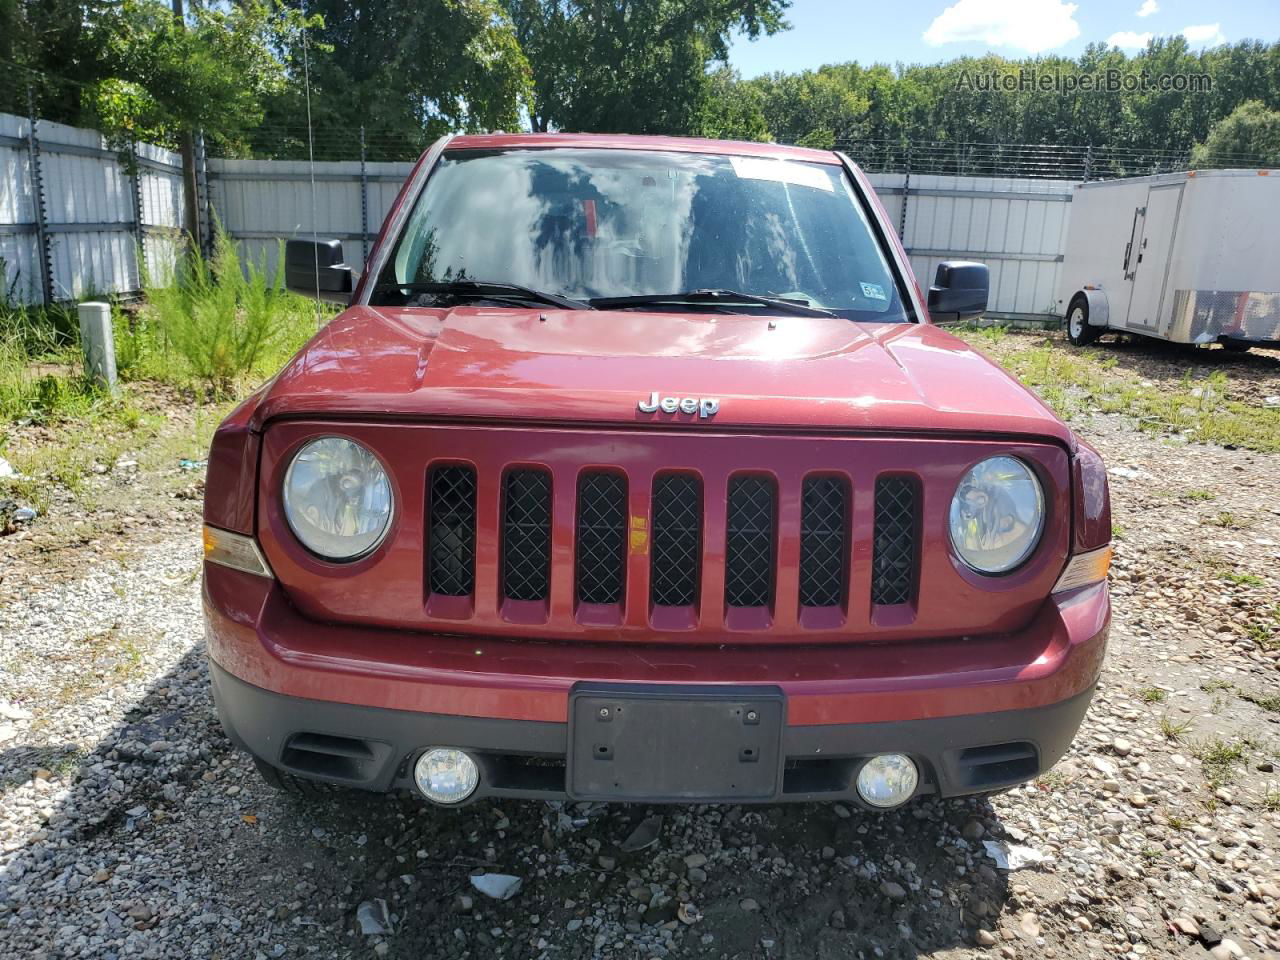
[258,0,530,160]
[696,66,770,141]
[504,0,789,135]
[87,0,315,149]
[1192,100,1280,166]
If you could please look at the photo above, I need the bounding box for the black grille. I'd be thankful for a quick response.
[576,472,627,605]
[427,466,476,596]
[872,476,917,605]
[502,469,552,602]
[799,476,847,607]
[650,474,701,606]
[725,476,775,608]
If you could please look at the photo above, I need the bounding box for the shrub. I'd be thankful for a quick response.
[144,227,314,396]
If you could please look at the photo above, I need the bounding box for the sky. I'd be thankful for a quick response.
[728,0,1280,77]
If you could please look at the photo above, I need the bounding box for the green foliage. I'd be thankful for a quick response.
[0,272,99,423]
[505,0,789,136]
[142,230,316,396]
[255,0,531,160]
[697,66,771,142]
[721,39,1280,166]
[87,0,318,151]
[956,332,1280,454]
[9,0,1280,166]
[1192,100,1280,167]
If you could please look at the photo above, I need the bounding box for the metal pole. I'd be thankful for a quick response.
[1083,144,1093,183]
[129,140,146,292]
[194,130,211,253]
[25,85,54,306]
[898,147,911,242]
[77,302,117,392]
[359,125,370,264]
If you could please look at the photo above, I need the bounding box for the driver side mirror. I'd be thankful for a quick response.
[927,261,988,324]
[285,238,353,304]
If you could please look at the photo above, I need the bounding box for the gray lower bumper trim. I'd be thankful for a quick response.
[210,659,1095,806]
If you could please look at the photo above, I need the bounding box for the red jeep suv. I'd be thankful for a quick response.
[202,134,1111,810]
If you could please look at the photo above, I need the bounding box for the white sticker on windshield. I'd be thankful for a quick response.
[860,281,888,301]
[729,156,834,192]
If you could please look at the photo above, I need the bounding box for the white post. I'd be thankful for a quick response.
[77,302,118,393]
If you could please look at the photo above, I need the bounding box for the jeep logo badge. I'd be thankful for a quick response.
[638,392,720,418]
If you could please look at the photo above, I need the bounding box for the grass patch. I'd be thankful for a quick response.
[955,334,1280,453]
[1138,686,1167,703]
[1239,691,1280,713]
[1192,736,1252,788]
[1208,511,1244,529]
[1201,678,1233,693]
[0,399,162,512]
[1183,488,1217,501]
[1222,571,1266,587]
[138,228,323,398]
[1247,615,1279,652]
[1160,713,1194,741]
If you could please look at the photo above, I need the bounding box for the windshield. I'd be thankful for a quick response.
[376,147,911,322]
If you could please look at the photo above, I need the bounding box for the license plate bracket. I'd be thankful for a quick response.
[567,683,785,802]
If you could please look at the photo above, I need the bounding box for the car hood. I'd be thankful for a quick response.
[251,305,1072,444]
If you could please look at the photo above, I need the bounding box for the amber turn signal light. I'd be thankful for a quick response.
[1052,545,1111,594]
[203,524,274,579]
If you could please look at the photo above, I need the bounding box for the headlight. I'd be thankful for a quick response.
[282,437,392,560]
[948,456,1044,574]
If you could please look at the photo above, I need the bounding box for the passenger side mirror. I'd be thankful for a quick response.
[927,261,988,324]
[285,238,353,303]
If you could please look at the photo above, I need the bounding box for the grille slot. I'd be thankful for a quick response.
[576,472,627,605]
[872,476,917,605]
[799,476,847,607]
[427,466,476,596]
[502,469,552,602]
[725,475,775,608]
[650,474,701,606]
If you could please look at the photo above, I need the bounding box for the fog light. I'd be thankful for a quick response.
[855,754,919,808]
[413,748,479,804]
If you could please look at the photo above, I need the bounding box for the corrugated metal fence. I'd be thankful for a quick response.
[0,112,184,304]
[2,111,1075,320]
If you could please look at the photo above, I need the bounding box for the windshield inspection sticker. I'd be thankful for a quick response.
[860,281,888,301]
[729,156,834,192]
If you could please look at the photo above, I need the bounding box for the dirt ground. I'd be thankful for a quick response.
[0,332,1278,960]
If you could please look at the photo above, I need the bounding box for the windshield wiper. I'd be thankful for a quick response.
[374,280,594,311]
[589,289,838,318]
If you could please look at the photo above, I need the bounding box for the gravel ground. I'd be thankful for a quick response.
[1,336,1278,960]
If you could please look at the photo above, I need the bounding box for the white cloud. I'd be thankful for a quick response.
[1181,22,1226,47]
[923,0,1081,54]
[1136,0,1158,17]
[1106,30,1153,50]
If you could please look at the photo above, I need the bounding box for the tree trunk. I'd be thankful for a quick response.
[172,0,200,245]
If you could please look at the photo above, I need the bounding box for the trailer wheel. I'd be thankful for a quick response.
[1066,297,1099,346]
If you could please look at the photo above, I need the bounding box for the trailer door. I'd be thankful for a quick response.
[1125,183,1184,331]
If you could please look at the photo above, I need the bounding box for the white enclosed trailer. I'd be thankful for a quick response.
[1054,169,1280,350]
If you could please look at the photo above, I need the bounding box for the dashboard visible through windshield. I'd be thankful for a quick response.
[375,147,911,322]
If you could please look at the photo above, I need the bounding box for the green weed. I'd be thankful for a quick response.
[1160,713,1194,741]
[142,228,320,397]
[1192,736,1251,788]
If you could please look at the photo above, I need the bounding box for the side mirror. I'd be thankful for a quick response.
[285,238,353,303]
[927,260,988,324]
